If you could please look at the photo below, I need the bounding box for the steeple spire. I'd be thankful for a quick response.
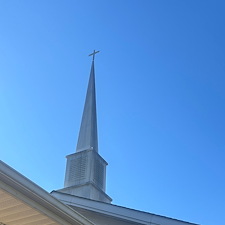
[76,51,99,152]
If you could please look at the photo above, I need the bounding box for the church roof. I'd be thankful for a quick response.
[51,191,199,225]
[0,159,199,225]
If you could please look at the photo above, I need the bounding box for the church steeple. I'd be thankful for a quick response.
[59,51,112,203]
[76,52,99,152]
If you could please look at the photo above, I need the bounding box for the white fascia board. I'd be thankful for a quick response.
[51,191,199,225]
[0,160,95,225]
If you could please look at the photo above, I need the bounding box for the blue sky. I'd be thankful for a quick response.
[0,1,225,224]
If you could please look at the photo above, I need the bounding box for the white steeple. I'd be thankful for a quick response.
[59,51,112,203]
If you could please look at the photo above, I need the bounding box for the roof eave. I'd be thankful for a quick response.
[0,160,95,225]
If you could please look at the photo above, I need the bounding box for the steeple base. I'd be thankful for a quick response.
[63,150,112,203]
[57,183,112,203]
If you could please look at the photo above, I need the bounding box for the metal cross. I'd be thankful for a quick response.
[89,50,100,61]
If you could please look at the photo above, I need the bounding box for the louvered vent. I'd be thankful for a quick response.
[93,159,104,189]
[68,155,87,182]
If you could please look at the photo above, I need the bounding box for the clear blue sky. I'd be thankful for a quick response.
[0,1,224,224]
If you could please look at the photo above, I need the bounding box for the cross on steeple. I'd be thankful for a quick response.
[89,50,100,61]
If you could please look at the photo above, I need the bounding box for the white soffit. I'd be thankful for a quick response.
[0,161,95,225]
[0,188,60,225]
